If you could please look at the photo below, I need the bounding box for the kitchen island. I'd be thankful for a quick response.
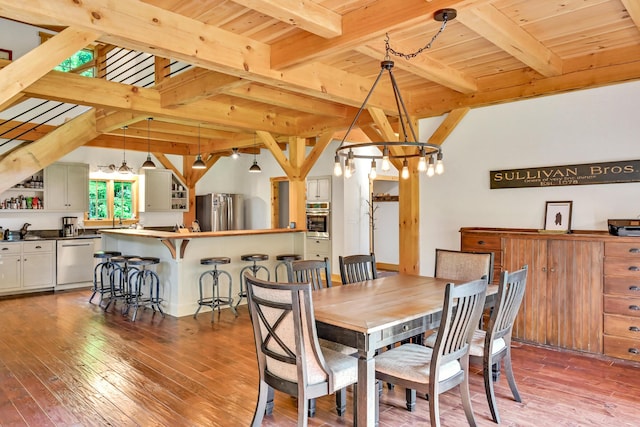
[99,228,305,317]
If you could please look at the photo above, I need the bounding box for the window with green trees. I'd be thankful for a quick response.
[88,179,136,221]
[54,49,95,77]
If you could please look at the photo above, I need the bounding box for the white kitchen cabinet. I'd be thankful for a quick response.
[0,243,21,292]
[307,176,331,202]
[45,162,89,211]
[305,238,331,261]
[22,241,55,289]
[139,169,188,212]
[0,241,54,294]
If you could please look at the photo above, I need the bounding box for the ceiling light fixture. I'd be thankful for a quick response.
[249,134,262,173]
[192,124,206,169]
[231,147,239,159]
[118,126,132,174]
[333,9,455,180]
[141,117,156,169]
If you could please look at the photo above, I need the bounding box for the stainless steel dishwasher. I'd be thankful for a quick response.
[56,239,96,286]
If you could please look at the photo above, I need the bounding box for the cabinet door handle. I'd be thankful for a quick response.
[629,348,639,355]
[630,286,640,291]
[1,248,7,251]
[630,305,640,311]
[629,248,640,253]
[477,240,486,245]
[541,267,547,272]
[629,326,640,332]
[629,266,640,272]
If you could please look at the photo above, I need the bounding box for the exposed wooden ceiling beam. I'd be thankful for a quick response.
[270,0,484,69]
[356,44,477,94]
[0,109,99,193]
[428,107,470,146]
[0,27,100,110]
[157,68,247,109]
[230,0,342,38]
[457,4,563,77]
[0,0,398,112]
[621,0,640,29]
[257,130,296,178]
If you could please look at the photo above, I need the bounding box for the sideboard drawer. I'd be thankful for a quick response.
[603,335,640,362]
[604,276,640,296]
[604,314,640,340]
[604,295,640,318]
[461,234,501,252]
[605,242,640,259]
[604,258,640,277]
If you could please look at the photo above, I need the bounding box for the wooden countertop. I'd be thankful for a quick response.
[98,227,305,239]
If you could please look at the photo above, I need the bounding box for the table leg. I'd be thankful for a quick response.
[357,350,377,427]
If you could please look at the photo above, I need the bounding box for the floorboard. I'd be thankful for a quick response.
[1,289,639,426]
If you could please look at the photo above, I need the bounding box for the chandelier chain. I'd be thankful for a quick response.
[384,15,449,61]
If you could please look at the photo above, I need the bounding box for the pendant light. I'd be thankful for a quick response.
[231,147,239,159]
[141,117,156,169]
[192,124,206,169]
[248,133,261,173]
[118,126,132,174]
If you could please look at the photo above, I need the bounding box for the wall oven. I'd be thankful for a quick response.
[306,202,330,239]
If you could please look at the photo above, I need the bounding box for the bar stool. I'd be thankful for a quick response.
[274,253,302,281]
[236,254,270,309]
[104,255,139,312]
[89,250,122,304]
[126,257,164,321]
[195,257,237,321]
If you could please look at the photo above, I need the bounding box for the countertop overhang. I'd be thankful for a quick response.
[98,228,306,259]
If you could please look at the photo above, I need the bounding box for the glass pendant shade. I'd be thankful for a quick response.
[401,159,410,180]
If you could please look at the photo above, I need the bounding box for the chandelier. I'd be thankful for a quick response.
[333,9,456,180]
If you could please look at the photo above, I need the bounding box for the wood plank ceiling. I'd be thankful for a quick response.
[1,0,640,185]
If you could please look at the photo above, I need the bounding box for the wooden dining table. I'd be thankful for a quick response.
[313,274,498,427]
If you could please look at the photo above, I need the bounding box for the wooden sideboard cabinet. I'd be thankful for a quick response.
[461,227,611,357]
[603,242,640,362]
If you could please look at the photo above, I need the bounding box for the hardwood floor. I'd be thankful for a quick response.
[1,289,639,426]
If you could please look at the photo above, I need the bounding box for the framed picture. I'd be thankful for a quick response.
[0,49,12,60]
[544,201,573,232]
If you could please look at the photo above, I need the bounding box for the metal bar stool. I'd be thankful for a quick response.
[236,254,270,309]
[89,250,122,304]
[127,257,164,321]
[104,255,139,313]
[195,256,237,321]
[274,253,301,281]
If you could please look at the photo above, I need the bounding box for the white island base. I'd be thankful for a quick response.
[99,228,305,318]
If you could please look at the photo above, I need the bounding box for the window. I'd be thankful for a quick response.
[86,178,138,226]
[40,32,96,77]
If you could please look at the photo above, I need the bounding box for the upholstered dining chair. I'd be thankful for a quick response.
[286,258,356,417]
[339,253,377,284]
[469,265,528,423]
[434,248,494,283]
[244,272,358,427]
[374,278,488,427]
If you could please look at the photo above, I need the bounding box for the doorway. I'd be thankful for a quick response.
[369,176,399,272]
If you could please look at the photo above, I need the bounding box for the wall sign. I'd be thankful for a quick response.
[490,159,640,189]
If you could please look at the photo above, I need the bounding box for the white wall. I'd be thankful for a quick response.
[419,81,640,275]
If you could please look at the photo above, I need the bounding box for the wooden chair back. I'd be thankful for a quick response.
[431,278,488,389]
[287,258,332,290]
[488,265,528,344]
[244,272,330,397]
[339,253,377,284]
[434,248,494,283]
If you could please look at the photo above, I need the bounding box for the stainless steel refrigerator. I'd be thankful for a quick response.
[196,193,244,231]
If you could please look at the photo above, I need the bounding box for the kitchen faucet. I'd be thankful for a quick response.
[112,216,122,228]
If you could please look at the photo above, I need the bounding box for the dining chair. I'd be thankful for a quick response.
[339,253,377,284]
[286,258,357,417]
[469,265,528,423]
[374,278,488,427]
[434,248,494,283]
[244,272,358,427]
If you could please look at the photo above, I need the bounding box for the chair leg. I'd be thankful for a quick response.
[461,369,477,427]
[504,351,522,403]
[405,388,416,412]
[251,380,269,427]
[308,398,316,417]
[265,386,275,415]
[428,382,441,427]
[299,394,310,427]
[484,357,500,424]
[336,388,346,416]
